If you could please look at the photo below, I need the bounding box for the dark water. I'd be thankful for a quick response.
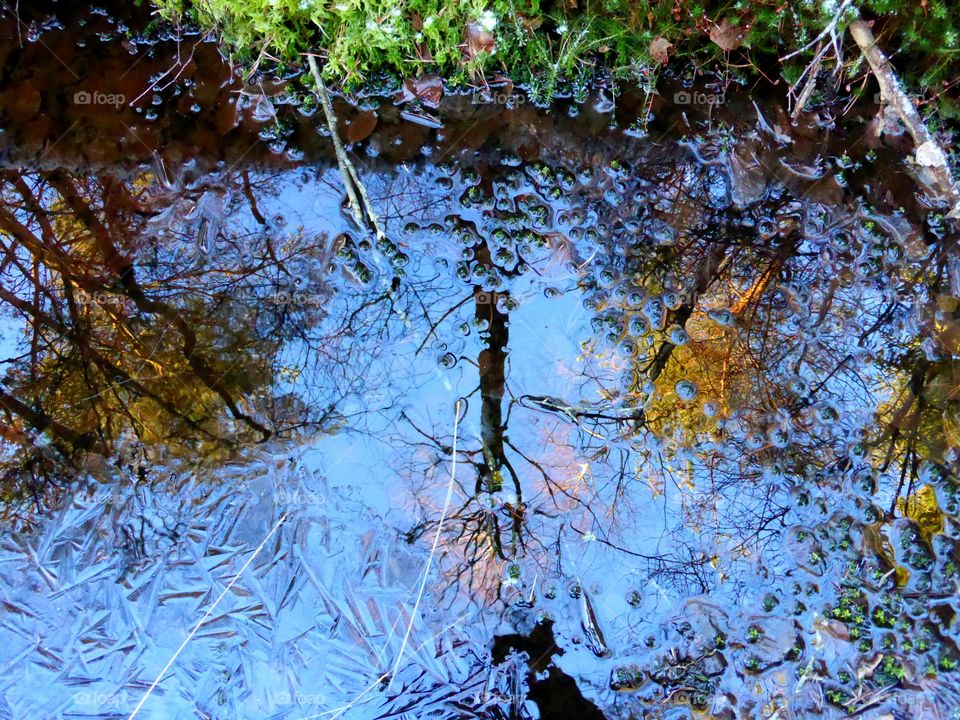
[1,4,959,720]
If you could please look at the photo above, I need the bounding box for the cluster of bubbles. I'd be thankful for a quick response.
[326,230,409,286]
[775,460,960,708]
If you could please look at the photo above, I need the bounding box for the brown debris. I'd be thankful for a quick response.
[649,36,674,64]
[710,18,746,52]
[464,22,495,59]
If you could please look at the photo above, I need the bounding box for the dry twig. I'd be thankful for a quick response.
[849,20,960,219]
[305,54,389,238]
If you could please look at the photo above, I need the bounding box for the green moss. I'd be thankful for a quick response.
[833,605,853,621]
[872,606,896,628]
[876,655,906,684]
[152,0,960,109]
[825,688,850,707]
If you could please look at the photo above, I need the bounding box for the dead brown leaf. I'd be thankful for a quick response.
[710,17,746,52]
[414,41,434,63]
[400,75,443,108]
[649,36,673,64]
[346,111,377,143]
[464,22,495,59]
[394,83,415,105]
[413,74,443,108]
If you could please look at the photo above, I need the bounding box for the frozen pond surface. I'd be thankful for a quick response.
[1,4,960,719]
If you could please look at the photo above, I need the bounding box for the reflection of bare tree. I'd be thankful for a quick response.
[363,131,960,615]
[572,163,959,590]
[0,167,343,509]
[401,290,528,578]
[1,93,956,717]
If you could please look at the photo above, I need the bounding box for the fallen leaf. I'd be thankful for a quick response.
[413,74,443,108]
[414,41,434,63]
[346,111,377,143]
[649,36,673,64]
[399,75,443,108]
[710,17,746,52]
[395,82,415,105]
[464,22,495,59]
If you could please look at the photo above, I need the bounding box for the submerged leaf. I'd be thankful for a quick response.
[346,110,377,143]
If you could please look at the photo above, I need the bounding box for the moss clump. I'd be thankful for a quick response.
[872,606,896,628]
[875,655,906,685]
[825,688,850,707]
